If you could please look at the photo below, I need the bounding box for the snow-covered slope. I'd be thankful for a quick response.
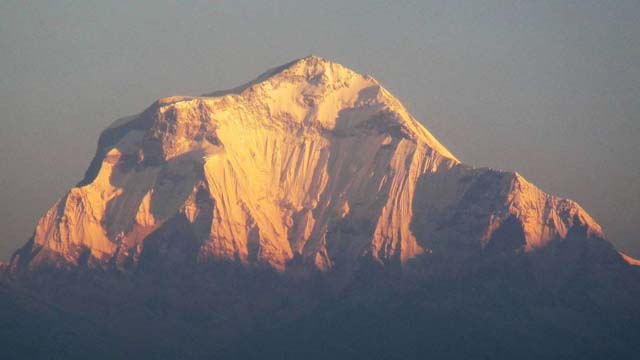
[9,56,635,273]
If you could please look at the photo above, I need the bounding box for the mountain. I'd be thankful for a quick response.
[9,55,634,273]
[3,56,640,359]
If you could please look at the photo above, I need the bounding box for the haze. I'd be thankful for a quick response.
[1,0,638,260]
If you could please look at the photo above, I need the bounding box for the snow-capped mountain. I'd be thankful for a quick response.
[10,56,635,274]
[3,56,639,359]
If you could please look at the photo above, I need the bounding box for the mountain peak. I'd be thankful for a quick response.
[266,55,365,82]
[201,57,457,159]
[150,57,458,161]
[201,55,363,97]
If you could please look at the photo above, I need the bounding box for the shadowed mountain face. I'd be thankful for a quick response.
[2,56,640,359]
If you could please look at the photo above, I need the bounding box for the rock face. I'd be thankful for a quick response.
[9,55,635,274]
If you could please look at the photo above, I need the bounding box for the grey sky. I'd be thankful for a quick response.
[1,0,639,260]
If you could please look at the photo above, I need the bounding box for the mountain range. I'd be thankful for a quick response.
[2,56,639,359]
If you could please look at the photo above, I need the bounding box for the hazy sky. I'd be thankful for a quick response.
[1,1,639,260]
